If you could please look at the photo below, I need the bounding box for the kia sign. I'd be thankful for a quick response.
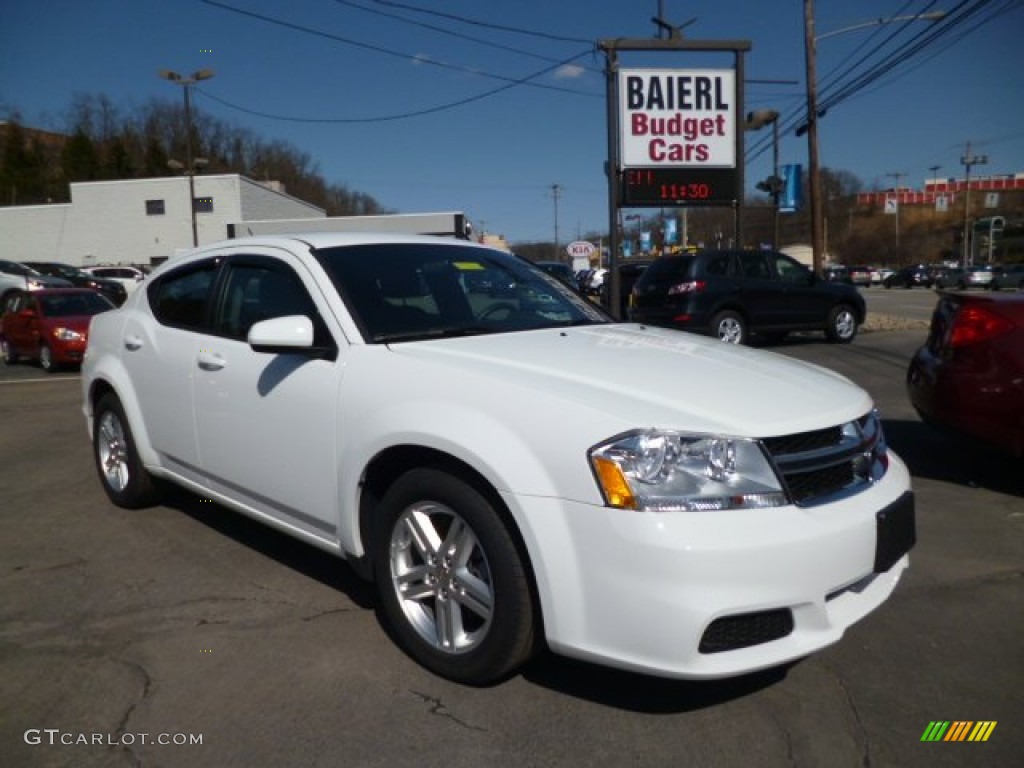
[566,240,596,259]
[618,69,736,168]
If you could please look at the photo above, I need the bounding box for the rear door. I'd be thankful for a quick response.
[122,258,221,483]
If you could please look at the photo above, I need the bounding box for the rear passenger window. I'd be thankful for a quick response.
[150,262,219,330]
[704,254,732,277]
[738,253,770,279]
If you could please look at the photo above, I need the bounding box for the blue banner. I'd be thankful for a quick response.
[780,164,802,213]
[664,217,678,246]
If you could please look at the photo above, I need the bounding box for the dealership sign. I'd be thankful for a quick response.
[618,68,736,168]
[566,240,596,259]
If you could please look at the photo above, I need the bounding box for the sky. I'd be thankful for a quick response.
[1,0,1023,244]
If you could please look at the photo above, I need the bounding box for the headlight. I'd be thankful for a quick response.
[53,327,84,341]
[589,430,787,511]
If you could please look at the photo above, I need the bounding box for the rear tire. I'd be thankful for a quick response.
[711,310,746,344]
[372,468,535,685]
[0,337,17,365]
[93,393,160,508]
[825,304,858,343]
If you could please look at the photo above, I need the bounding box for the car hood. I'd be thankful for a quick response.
[389,323,872,437]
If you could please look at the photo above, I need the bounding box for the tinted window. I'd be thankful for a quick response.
[737,253,770,279]
[317,243,607,343]
[38,292,114,317]
[703,253,732,277]
[214,260,333,349]
[635,256,695,287]
[772,254,810,283]
[150,262,219,330]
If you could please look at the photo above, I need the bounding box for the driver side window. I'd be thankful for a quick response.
[216,261,334,350]
[773,254,811,283]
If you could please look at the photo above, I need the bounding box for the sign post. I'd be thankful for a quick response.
[599,37,751,319]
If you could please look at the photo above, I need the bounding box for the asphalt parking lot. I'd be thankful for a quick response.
[2,291,1021,768]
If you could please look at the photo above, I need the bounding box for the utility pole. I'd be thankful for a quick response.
[887,171,906,248]
[551,183,561,260]
[960,143,988,266]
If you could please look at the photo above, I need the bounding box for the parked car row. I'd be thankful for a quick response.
[1,289,116,372]
[1,259,143,373]
[881,263,1024,291]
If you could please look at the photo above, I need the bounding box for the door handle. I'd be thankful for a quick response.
[123,334,143,350]
[197,350,226,371]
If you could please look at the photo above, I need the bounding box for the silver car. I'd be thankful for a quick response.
[0,259,72,301]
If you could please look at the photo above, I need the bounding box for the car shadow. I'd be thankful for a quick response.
[520,653,792,712]
[157,483,797,708]
[883,418,1023,497]
[159,483,376,609]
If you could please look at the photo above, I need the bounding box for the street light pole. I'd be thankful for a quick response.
[159,69,215,248]
[803,0,824,275]
[961,142,988,266]
[887,171,906,248]
[746,109,781,248]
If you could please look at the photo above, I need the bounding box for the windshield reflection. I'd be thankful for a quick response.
[316,243,610,343]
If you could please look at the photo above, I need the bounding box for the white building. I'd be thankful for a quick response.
[0,174,325,267]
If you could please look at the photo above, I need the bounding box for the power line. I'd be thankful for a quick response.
[200,0,600,98]
[368,0,595,44]
[195,49,595,123]
[331,0,603,73]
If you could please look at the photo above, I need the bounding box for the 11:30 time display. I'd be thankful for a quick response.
[621,167,737,207]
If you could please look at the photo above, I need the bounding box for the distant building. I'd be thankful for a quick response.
[857,173,1024,207]
[0,174,325,267]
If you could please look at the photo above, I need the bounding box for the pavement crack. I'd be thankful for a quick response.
[300,607,355,622]
[408,689,488,732]
[111,655,153,768]
[823,662,872,768]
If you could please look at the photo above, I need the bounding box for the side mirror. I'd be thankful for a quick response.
[248,315,314,353]
[247,314,336,360]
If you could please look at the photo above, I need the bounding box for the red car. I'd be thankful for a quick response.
[907,291,1024,457]
[1,289,114,372]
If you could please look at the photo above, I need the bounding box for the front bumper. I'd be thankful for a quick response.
[507,452,913,679]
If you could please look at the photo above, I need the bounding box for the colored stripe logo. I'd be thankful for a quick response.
[921,721,997,742]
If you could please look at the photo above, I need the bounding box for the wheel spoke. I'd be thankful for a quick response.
[434,594,461,649]
[396,564,434,601]
[453,569,493,620]
[402,507,441,561]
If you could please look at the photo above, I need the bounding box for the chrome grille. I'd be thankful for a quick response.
[762,411,888,507]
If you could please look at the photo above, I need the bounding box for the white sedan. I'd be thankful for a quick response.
[82,265,147,294]
[82,233,914,684]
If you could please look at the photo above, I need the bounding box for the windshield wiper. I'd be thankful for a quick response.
[376,326,496,343]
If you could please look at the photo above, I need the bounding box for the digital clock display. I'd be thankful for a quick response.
[621,167,737,207]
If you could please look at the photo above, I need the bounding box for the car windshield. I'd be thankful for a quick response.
[38,292,115,317]
[316,243,610,343]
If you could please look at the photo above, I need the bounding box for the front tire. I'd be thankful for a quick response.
[826,304,858,343]
[711,310,746,344]
[39,343,59,373]
[93,393,160,508]
[372,468,535,685]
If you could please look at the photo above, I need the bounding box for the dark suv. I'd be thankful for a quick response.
[628,249,865,345]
